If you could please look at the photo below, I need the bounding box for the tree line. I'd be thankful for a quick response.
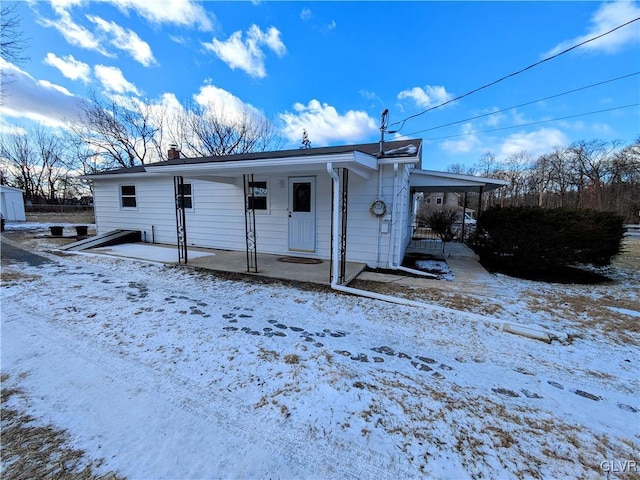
[448,138,640,223]
[0,93,283,205]
[1,85,637,220]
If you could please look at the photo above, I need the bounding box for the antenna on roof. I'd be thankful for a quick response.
[379,109,401,157]
[379,109,389,157]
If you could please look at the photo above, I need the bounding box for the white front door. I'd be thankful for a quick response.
[288,177,316,252]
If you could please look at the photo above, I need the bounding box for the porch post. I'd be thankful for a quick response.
[243,174,258,273]
[475,186,484,247]
[330,167,349,285]
[174,175,188,264]
[461,192,468,242]
[339,168,349,284]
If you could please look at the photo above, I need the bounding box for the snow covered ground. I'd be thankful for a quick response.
[1,225,639,479]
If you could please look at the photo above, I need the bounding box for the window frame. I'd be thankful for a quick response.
[246,178,269,213]
[119,184,137,209]
[176,182,194,210]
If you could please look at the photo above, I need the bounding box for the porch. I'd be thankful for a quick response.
[88,242,366,286]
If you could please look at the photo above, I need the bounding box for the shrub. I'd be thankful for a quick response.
[475,207,625,275]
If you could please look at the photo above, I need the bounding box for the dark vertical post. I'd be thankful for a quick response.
[339,168,349,284]
[461,192,468,243]
[243,174,258,273]
[475,186,484,248]
[174,176,188,264]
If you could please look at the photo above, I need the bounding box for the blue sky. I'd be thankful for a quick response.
[2,0,639,170]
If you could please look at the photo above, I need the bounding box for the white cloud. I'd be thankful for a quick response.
[94,65,140,95]
[279,99,377,146]
[87,15,156,66]
[193,84,264,124]
[43,53,91,82]
[39,9,111,57]
[499,128,569,158]
[397,85,453,108]
[545,2,640,56]
[203,25,286,78]
[0,59,84,128]
[108,0,214,31]
[300,8,312,21]
[440,123,480,154]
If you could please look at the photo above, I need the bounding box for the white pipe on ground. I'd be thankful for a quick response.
[326,162,566,343]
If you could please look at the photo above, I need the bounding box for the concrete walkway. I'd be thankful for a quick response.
[357,240,501,296]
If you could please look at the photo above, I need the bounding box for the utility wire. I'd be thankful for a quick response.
[419,103,639,141]
[403,72,640,137]
[388,17,640,133]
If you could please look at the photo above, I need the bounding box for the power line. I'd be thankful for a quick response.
[403,72,640,137]
[419,103,640,141]
[388,16,640,133]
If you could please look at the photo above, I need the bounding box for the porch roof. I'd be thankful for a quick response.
[145,150,379,179]
[83,139,422,180]
[410,169,508,193]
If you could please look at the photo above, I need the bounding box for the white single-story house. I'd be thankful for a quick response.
[84,140,506,283]
[0,185,26,221]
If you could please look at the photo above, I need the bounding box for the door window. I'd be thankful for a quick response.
[292,182,311,212]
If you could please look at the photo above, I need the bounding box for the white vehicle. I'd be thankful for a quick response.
[455,213,477,226]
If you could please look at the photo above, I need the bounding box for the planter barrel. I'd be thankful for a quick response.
[50,226,64,236]
[75,225,88,236]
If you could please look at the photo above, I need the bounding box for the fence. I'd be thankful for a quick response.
[25,204,94,214]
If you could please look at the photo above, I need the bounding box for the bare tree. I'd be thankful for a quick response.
[179,102,281,157]
[499,151,532,206]
[544,147,577,208]
[1,2,28,65]
[1,2,29,99]
[0,127,72,203]
[0,131,40,201]
[67,93,161,169]
[300,129,311,149]
[570,139,620,210]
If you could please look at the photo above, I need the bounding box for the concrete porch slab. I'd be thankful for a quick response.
[86,243,366,287]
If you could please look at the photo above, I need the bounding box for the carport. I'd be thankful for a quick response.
[409,170,508,241]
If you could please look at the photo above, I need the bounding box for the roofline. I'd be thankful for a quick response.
[83,139,423,180]
[413,169,509,186]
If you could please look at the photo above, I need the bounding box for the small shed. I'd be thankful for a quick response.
[0,185,26,221]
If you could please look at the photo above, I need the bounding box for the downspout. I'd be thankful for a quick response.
[328,162,432,298]
[327,162,567,342]
[388,163,434,278]
[327,163,565,342]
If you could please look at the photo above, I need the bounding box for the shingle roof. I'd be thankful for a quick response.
[85,139,422,176]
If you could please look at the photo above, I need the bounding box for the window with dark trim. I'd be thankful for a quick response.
[247,180,268,210]
[177,183,193,209]
[120,185,137,208]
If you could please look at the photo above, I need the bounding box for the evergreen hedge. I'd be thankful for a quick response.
[475,207,625,275]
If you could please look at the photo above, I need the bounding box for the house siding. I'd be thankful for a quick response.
[91,161,416,269]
